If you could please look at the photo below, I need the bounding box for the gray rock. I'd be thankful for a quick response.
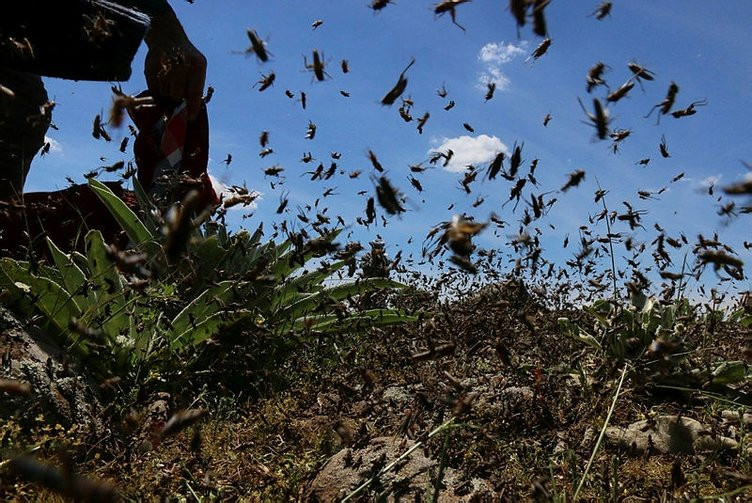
[382,385,412,404]
[605,415,738,454]
[499,386,534,401]
[0,307,102,433]
[303,435,494,502]
[721,410,752,425]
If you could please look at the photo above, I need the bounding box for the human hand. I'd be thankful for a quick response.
[144,8,206,120]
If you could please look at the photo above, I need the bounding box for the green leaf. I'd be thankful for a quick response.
[0,258,86,354]
[84,230,127,342]
[711,361,748,385]
[558,317,602,350]
[630,291,649,311]
[265,239,295,280]
[324,277,406,300]
[46,237,96,311]
[293,309,417,335]
[662,304,677,330]
[276,277,406,324]
[169,280,246,349]
[246,224,264,248]
[176,309,252,348]
[70,251,89,273]
[729,308,752,327]
[88,178,154,246]
[263,261,348,312]
[131,177,162,231]
[584,299,614,327]
[269,229,343,281]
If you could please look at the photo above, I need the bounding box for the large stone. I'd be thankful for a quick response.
[0,307,102,433]
[304,435,494,502]
[605,415,738,454]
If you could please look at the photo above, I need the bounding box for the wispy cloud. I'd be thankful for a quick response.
[42,136,62,153]
[477,41,527,90]
[479,41,527,64]
[430,134,508,173]
[699,174,721,189]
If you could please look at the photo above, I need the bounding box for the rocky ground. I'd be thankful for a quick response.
[2,282,752,501]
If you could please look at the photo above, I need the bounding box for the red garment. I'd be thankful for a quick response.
[129,93,217,209]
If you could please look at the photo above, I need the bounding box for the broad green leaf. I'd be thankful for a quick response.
[46,237,96,310]
[293,309,417,335]
[88,178,153,246]
[728,308,752,327]
[584,299,614,327]
[266,239,295,279]
[662,304,677,330]
[70,251,89,273]
[322,277,406,301]
[176,309,252,348]
[85,230,127,342]
[269,229,342,281]
[558,317,602,350]
[640,296,657,315]
[246,224,264,248]
[295,309,418,333]
[630,291,648,310]
[712,361,748,385]
[169,280,246,348]
[131,177,162,232]
[264,261,348,312]
[0,258,86,354]
[276,277,406,323]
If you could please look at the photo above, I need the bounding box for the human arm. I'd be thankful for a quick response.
[123,1,207,120]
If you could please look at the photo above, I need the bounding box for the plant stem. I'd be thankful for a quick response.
[595,178,618,300]
[676,251,689,302]
[431,431,450,503]
[573,362,629,502]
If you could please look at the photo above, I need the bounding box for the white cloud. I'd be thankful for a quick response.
[43,136,62,153]
[479,41,527,65]
[477,41,527,91]
[699,174,721,188]
[429,134,508,173]
[478,67,510,90]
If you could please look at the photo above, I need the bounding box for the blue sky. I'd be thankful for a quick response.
[28,1,752,299]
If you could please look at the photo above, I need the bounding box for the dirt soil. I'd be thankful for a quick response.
[2,281,752,501]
